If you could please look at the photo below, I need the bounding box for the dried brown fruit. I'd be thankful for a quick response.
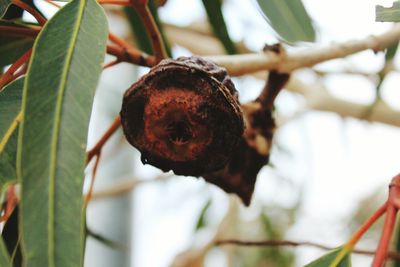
[120,56,244,176]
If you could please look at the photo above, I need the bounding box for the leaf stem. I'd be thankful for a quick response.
[215,239,400,260]
[0,48,32,89]
[86,115,121,164]
[12,0,47,25]
[0,25,39,37]
[129,0,168,62]
[372,175,400,267]
[372,204,398,267]
[98,0,130,5]
[85,153,101,204]
[106,44,156,67]
[347,202,388,248]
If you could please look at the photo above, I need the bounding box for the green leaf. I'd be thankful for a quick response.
[124,7,152,54]
[256,0,315,43]
[0,78,24,189]
[0,0,12,18]
[305,247,351,267]
[195,199,212,231]
[124,0,171,57]
[201,0,237,54]
[376,2,400,22]
[0,238,11,267]
[17,0,108,265]
[385,43,398,61]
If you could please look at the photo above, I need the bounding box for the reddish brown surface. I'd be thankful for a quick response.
[143,88,213,161]
[120,56,244,176]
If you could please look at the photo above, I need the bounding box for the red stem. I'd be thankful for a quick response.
[102,59,121,69]
[87,116,121,164]
[85,153,102,204]
[371,176,400,266]
[346,202,388,248]
[12,0,47,25]
[0,48,32,89]
[98,0,130,5]
[372,204,398,267]
[0,25,39,37]
[106,44,155,67]
[0,25,155,67]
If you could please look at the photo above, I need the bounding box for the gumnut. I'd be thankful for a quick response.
[120,56,244,176]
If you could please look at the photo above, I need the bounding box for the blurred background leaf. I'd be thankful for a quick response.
[194,199,212,231]
[201,0,237,54]
[376,2,400,22]
[255,0,315,43]
[124,0,171,57]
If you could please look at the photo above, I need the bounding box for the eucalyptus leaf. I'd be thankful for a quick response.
[0,78,24,189]
[305,247,351,267]
[376,2,400,22]
[0,238,11,267]
[17,0,108,265]
[201,0,236,54]
[124,0,171,56]
[256,0,315,43]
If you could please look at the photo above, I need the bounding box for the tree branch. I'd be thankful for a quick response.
[206,24,400,75]
[86,116,121,164]
[285,77,400,127]
[216,239,400,260]
[90,174,172,199]
[12,0,47,25]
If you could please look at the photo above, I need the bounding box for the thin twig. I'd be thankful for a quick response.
[85,152,101,204]
[207,24,400,76]
[372,176,400,267]
[98,0,130,5]
[90,174,172,199]
[44,0,61,8]
[107,32,156,67]
[216,239,400,260]
[102,59,121,69]
[108,32,131,48]
[347,202,388,248]
[12,0,47,25]
[129,0,168,62]
[106,44,156,67]
[0,48,32,89]
[86,227,126,250]
[86,116,121,164]
[0,25,39,37]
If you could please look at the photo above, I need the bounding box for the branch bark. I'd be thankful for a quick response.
[206,24,400,75]
[216,239,400,260]
[164,23,400,128]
